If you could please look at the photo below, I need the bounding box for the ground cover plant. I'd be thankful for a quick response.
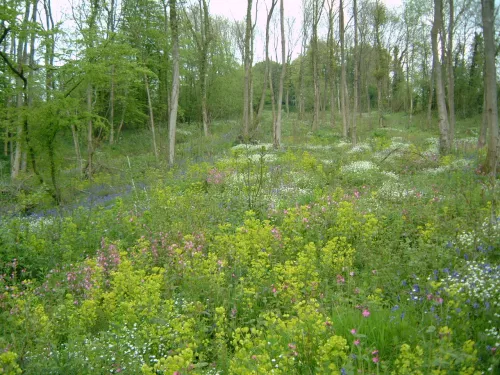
[0,113,499,374]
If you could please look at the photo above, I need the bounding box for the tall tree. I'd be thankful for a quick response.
[373,0,387,127]
[431,0,451,154]
[352,0,359,145]
[311,0,325,131]
[185,0,213,136]
[242,0,253,140]
[339,0,349,137]
[168,0,180,166]
[256,0,277,130]
[274,0,286,148]
[326,0,336,129]
[447,0,455,143]
[481,0,498,174]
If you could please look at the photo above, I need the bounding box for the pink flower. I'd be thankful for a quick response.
[336,274,345,284]
[371,350,379,356]
[350,329,357,335]
[354,339,360,346]
[372,356,379,363]
[362,309,371,318]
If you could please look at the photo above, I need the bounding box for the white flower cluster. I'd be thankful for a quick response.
[177,129,193,136]
[377,181,424,201]
[341,161,379,174]
[444,261,500,312]
[457,230,477,248]
[348,143,371,154]
[231,143,274,152]
[389,141,411,151]
[26,216,55,232]
[424,166,450,175]
[453,137,477,148]
[456,217,500,249]
[381,171,399,179]
[302,144,333,151]
[336,141,352,148]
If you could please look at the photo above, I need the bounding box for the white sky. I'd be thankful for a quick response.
[50,0,403,61]
[209,0,402,23]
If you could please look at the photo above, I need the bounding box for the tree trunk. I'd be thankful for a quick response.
[256,0,277,130]
[432,0,451,154]
[274,0,286,149]
[447,0,455,144]
[426,63,434,129]
[242,0,253,140]
[482,0,499,174]
[71,122,83,174]
[478,92,487,148]
[327,1,336,129]
[311,0,325,131]
[168,0,180,166]
[11,4,30,179]
[340,0,349,137]
[109,65,115,144]
[145,74,159,161]
[86,83,94,177]
[352,0,358,145]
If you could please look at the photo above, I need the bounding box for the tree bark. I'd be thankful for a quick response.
[481,0,499,174]
[168,0,180,166]
[256,0,277,130]
[274,0,286,149]
[339,0,349,137]
[447,0,455,144]
[242,0,253,140]
[352,0,358,145]
[145,74,159,161]
[311,0,325,131]
[432,0,451,154]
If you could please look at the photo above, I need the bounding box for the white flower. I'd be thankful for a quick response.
[341,161,379,174]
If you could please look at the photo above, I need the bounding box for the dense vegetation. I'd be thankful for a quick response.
[1,0,499,373]
[0,112,499,374]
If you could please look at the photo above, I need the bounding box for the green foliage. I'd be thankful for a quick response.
[0,113,498,374]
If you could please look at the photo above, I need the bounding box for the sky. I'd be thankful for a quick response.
[208,0,402,24]
[50,0,404,61]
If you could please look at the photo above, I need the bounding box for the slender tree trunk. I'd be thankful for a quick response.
[86,84,94,177]
[11,4,30,179]
[447,0,455,144]
[256,0,277,130]
[478,92,487,148]
[145,74,159,161]
[352,0,358,145]
[482,0,499,174]
[109,65,115,144]
[427,63,434,129]
[432,0,451,154]
[168,0,180,166]
[242,0,253,140]
[340,0,349,137]
[71,122,83,174]
[311,0,325,131]
[274,0,286,149]
[327,1,336,129]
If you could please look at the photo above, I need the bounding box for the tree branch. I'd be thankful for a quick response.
[0,50,28,89]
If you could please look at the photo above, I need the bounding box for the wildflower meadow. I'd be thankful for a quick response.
[0,113,498,374]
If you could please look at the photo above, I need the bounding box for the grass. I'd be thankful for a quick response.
[0,110,498,374]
